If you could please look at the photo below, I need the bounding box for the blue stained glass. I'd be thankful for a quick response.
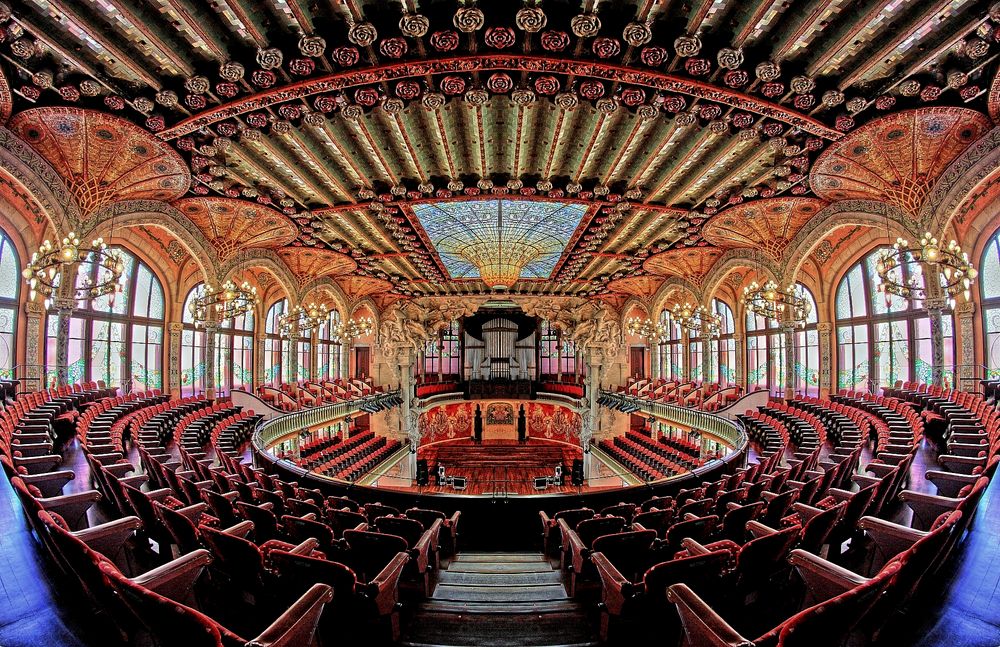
[411,199,588,280]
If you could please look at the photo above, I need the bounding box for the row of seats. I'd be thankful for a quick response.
[0,380,462,645]
[599,431,705,481]
[543,383,996,643]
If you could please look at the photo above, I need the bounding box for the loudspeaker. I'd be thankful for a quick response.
[416,459,428,486]
[571,459,584,486]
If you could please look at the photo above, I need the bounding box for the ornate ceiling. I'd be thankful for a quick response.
[1,0,999,302]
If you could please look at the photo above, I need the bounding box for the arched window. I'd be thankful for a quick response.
[264,299,289,385]
[981,228,1000,378]
[710,299,736,384]
[539,320,576,379]
[0,230,19,378]
[746,308,784,395]
[180,285,207,397]
[215,309,254,395]
[45,246,164,390]
[792,284,820,397]
[836,246,955,390]
[657,310,684,381]
[317,310,342,381]
[297,332,311,382]
[423,320,462,379]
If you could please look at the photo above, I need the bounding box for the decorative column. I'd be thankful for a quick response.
[956,302,976,391]
[204,323,218,399]
[52,296,75,387]
[782,324,796,399]
[398,350,418,480]
[286,328,299,385]
[650,341,660,381]
[733,333,744,387]
[702,339,713,384]
[583,349,602,477]
[23,301,44,391]
[309,329,319,380]
[681,330,691,380]
[341,340,352,380]
[168,322,183,396]
[255,333,266,387]
[817,323,833,398]
[925,297,947,388]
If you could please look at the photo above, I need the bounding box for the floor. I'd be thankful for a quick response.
[2,435,1000,645]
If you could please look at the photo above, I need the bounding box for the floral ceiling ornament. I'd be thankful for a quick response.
[348,21,378,46]
[256,47,283,69]
[673,34,702,57]
[399,13,430,38]
[454,4,485,32]
[623,21,653,46]
[571,13,602,38]
[515,6,547,32]
[716,47,744,70]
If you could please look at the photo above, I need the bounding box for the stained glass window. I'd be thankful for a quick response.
[746,307,783,395]
[835,246,955,390]
[181,285,206,396]
[44,246,164,391]
[981,228,1000,379]
[317,310,342,381]
[657,309,684,381]
[710,299,736,384]
[410,199,588,283]
[0,230,18,380]
[264,299,289,385]
[215,309,254,395]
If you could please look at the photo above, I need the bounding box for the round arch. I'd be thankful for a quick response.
[650,276,704,320]
[298,276,350,321]
[0,126,80,237]
[699,249,780,306]
[226,249,300,309]
[921,124,1000,235]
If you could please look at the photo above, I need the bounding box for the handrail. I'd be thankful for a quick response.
[253,387,402,452]
[598,388,747,451]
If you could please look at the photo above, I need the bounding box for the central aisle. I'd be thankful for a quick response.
[401,552,598,647]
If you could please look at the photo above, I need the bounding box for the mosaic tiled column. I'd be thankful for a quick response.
[650,342,660,380]
[926,297,947,388]
[52,297,74,387]
[22,301,44,390]
[286,327,299,385]
[783,324,796,399]
[956,302,976,391]
[309,329,318,380]
[398,351,416,479]
[702,340,713,384]
[341,340,351,380]
[255,334,266,388]
[681,330,691,380]
[817,323,832,397]
[733,333,744,387]
[204,323,217,399]
[167,322,183,396]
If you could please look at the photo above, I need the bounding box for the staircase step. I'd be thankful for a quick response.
[401,610,598,647]
[417,599,581,615]
[433,583,568,603]
[437,570,562,586]
[452,553,549,563]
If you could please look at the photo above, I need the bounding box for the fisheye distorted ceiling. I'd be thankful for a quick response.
[1,0,998,300]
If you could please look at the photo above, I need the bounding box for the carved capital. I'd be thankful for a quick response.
[955,301,976,318]
[816,322,832,333]
[23,301,44,317]
[168,321,184,333]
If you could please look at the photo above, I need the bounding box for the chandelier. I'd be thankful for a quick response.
[625,316,664,341]
[874,233,977,309]
[671,302,721,338]
[742,280,812,328]
[188,280,258,327]
[335,316,376,342]
[22,232,125,309]
[279,302,329,338]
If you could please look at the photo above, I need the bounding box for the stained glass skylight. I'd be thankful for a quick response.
[410,199,588,289]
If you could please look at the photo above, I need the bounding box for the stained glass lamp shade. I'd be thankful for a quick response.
[411,199,588,289]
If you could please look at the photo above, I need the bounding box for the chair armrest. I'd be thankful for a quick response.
[176,502,209,521]
[852,474,880,488]
[857,516,925,565]
[791,502,824,522]
[12,454,63,474]
[145,487,176,502]
[222,520,255,539]
[591,551,634,616]
[679,537,713,556]
[248,583,333,647]
[925,471,979,498]
[899,490,962,530]
[289,538,320,555]
[133,548,213,602]
[75,516,142,557]
[788,549,867,603]
[666,583,751,647]
[746,520,778,538]
[20,470,75,497]
[119,474,149,488]
[363,552,410,616]
[37,489,102,530]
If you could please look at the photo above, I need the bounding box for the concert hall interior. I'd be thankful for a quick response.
[2,0,1000,645]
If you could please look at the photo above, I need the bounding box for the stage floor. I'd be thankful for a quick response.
[370,439,625,495]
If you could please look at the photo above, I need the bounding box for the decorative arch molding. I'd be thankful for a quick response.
[700,249,780,306]
[158,55,842,142]
[298,276,350,320]
[0,126,79,236]
[228,249,299,307]
[780,200,910,281]
[618,297,651,326]
[80,200,219,284]
[650,276,703,318]
[921,125,1000,235]
[350,298,381,331]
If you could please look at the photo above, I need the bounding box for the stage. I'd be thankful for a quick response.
[369,438,624,495]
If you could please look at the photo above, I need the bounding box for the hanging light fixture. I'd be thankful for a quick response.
[334,315,376,342]
[189,279,258,327]
[279,301,329,338]
[22,232,126,309]
[671,302,721,338]
[625,316,664,341]
[742,280,812,327]
[874,233,976,309]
